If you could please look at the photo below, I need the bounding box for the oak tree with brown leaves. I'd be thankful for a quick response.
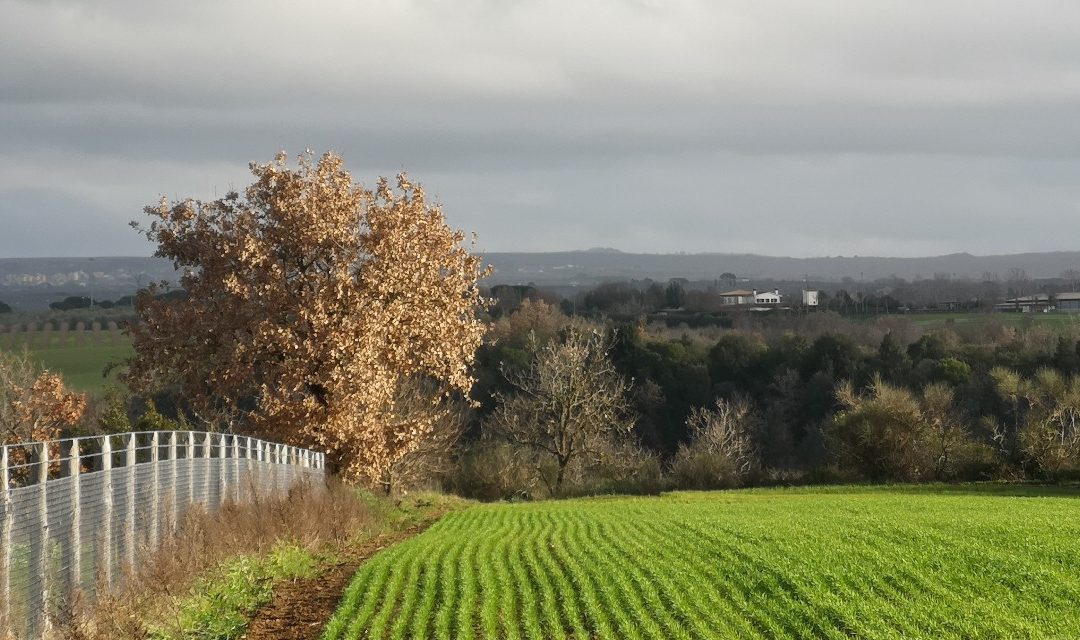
[1,350,86,447]
[1,350,87,482]
[126,151,488,483]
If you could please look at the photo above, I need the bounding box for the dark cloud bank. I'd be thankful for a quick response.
[3,0,1080,259]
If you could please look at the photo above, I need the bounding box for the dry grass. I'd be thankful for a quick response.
[50,477,374,640]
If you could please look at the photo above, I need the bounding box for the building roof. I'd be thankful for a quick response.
[1057,292,1080,301]
[720,290,755,296]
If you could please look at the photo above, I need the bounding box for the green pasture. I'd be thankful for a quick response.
[325,485,1080,640]
[0,330,132,393]
[907,312,1080,329]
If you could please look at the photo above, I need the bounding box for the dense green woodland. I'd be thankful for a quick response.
[461,296,1080,498]
[7,287,1080,497]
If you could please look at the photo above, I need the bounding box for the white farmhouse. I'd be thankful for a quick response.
[754,289,783,305]
[719,289,756,306]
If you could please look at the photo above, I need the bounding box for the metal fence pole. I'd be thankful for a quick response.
[29,442,50,636]
[256,440,264,496]
[218,434,227,510]
[125,433,136,572]
[274,443,282,496]
[101,435,113,589]
[232,435,241,504]
[68,439,82,597]
[1,445,10,628]
[150,432,160,550]
[168,432,179,532]
[202,432,212,513]
[243,436,252,500]
[186,432,195,511]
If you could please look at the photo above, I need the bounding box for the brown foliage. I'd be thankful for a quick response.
[991,367,1080,473]
[828,376,990,481]
[487,299,569,348]
[0,350,86,446]
[126,152,489,482]
[0,351,86,481]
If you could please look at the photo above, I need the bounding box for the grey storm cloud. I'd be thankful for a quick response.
[3,0,1080,257]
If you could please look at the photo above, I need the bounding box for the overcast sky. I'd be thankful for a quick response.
[3,0,1080,258]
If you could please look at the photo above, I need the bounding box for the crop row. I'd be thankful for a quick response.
[324,486,1080,639]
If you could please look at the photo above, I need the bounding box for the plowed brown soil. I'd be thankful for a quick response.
[244,518,440,640]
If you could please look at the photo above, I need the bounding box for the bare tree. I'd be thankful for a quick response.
[671,397,758,489]
[379,378,467,496]
[1007,267,1030,298]
[1063,269,1080,292]
[488,324,634,495]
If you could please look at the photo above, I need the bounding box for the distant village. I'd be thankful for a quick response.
[5,257,1080,316]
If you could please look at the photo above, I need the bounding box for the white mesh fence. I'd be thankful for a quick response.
[0,430,326,639]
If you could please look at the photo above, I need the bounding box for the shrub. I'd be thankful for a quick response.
[446,440,541,501]
[670,398,759,490]
[828,376,991,482]
[563,438,664,497]
[992,367,1080,475]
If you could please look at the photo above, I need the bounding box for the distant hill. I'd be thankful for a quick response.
[3,250,1080,310]
[479,251,1080,284]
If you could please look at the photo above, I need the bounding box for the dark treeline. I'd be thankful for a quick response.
[24,280,1080,501]
[490,269,1080,318]
[453,283,1080,499]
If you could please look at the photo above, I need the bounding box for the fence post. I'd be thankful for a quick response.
[29,441,50,636]
[168,432,179,532]
[218,434,227,509]
[256,440,264,496]
[68,439,82,597]
[232,436,241,504]
[101,436,113,589]
[1,445,10,629]
[274,443,282,496]
[243,436,252,500]
[150,432,160,549]
[186,432,195,510]
[125,433,136,571]
[203,432,212,512]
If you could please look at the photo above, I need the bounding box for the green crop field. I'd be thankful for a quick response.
[906,312,1080,329]
[325,485,1080,640]
[26,343,133,392]
[0,329,132,393]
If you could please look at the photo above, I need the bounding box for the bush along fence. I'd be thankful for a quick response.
[0,430,326,639]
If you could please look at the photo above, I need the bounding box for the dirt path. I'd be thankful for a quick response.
[243,518,440,640]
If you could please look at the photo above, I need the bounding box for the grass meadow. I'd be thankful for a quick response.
[324,485,1080,640]
[0,325,132,393]
[906,311,1080,329]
